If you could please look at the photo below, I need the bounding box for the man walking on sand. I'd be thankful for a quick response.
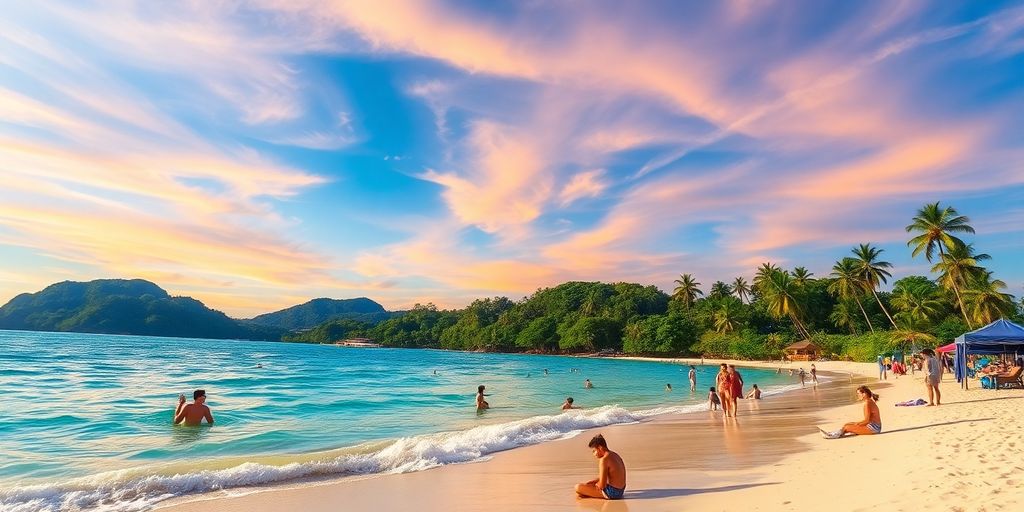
[575,434,626,500]
[921,349,942,406]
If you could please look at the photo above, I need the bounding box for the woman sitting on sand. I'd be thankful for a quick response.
[820,385,881,439]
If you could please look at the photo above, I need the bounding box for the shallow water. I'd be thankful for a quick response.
[0,330,804,511]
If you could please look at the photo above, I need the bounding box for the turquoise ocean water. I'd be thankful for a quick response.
[0,330,804,511]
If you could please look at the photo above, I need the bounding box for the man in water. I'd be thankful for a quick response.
[798,368,807,387]
[584,379,593,389]
[688,365,697,391]
[745,384,761,399]
[173,389,214,426]
[476,385,490,410]
[562,397,579,410]
[574,434,627,500]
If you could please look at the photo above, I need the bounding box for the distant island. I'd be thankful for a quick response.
[244,297,395,330]
[1,204,1021,361]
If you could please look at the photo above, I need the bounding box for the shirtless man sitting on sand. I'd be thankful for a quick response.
[173,389,214,426]
[575,434,627,500]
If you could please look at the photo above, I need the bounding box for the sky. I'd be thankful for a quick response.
[1,0,1023,318]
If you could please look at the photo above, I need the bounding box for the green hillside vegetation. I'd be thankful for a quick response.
[245,297,391,330]
[0,279,284,341]
[294,202,1022,360]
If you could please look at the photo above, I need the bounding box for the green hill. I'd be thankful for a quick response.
[245,297,392,330]
[0,279,283,340]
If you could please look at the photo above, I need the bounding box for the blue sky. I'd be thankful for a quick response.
[1,1,1022,316]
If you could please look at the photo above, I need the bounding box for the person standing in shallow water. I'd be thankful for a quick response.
[688,365,697,392]
[476,385,490,410]
[715,364,731,417]
[173,389,214,426]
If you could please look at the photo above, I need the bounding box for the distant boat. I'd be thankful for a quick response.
[335,337,382,348]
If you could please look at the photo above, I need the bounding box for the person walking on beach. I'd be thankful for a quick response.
[574,434,627,500]
[476,385,490,410]
[820,385,881,439]
[726,366,742,417]
[877,355,887,380]
[173,389,214,426]
[562,397,579,410]
[810,364,818,385]
[715,364,731,416]
[921,348,942,406]
[688,365,697,391]
[798,368,807,387]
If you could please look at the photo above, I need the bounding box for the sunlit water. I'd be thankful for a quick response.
[0,330,806,511]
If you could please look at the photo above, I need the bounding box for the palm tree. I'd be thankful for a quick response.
[906,202,974,261]
[709,281,732,300]
[713,299,743,333]
[850,243,898,329]
[760,270,810,339]
[732,277,751,304]
[890,282,943,325]
[672,274,703,308]
[889,317,937,352]
[754,262,782,293]
[828,258,875,333]
[932,243,990,329]
[791,267,814,286]
[829,301,859,334]
[964,271,1015,326]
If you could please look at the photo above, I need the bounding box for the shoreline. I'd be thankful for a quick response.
[154,361,869,512]
[157,360,1024,511]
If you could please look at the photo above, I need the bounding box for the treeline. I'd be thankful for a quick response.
[287,203,1022,360]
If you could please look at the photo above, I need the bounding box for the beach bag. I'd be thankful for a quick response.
[980,376,995,389]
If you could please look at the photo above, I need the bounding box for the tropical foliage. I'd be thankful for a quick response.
[156,202,1024,361]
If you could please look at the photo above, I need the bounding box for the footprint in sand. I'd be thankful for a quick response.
[1007,480,1016,486]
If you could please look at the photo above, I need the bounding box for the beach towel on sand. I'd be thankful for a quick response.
[894,398,927,407]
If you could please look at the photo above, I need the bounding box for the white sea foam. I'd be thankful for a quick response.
[0,380,807,512]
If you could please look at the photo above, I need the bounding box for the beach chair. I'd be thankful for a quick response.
[995,367,1023,389]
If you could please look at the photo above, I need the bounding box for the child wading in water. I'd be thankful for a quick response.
[820,385,881,439]
[708,387,721,410]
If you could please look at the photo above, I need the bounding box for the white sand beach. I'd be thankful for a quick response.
[158,359,1024,512]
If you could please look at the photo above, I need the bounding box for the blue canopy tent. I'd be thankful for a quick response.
[953,319,1024,389]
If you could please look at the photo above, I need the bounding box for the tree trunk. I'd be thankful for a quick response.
[871,287,898,329]
[937,245,974,329]
[854,296,875,333]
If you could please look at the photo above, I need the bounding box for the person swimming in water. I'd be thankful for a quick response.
[745,384,761,399]
[562,397,579,410]
[584,379,593,389]
[476,385,490,410]
[173,389,214,426]
[665,383,672,392]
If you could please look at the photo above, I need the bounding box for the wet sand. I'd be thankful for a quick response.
[158,360,1024,511]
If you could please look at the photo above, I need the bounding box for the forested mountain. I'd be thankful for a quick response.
[0,279,284,340]
[245,297,391,330]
